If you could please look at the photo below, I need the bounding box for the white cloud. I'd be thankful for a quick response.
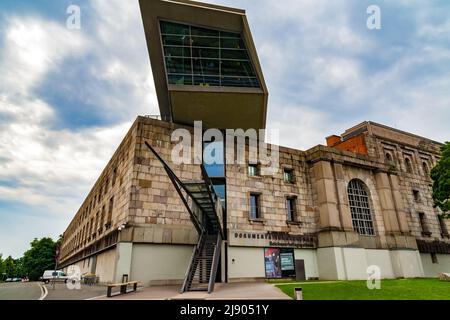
[0,4,150,258]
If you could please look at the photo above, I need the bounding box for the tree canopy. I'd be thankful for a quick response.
[431,142,450,219]
[23,237,57,281]
[1,237,58,281]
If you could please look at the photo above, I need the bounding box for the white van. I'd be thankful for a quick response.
[40,270,68,284]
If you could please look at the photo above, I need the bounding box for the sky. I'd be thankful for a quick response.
[0,0,449,258]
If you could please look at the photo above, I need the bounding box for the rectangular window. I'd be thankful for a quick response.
[248,164,258,177]
[286,197,297,222]
[249,193,261,219]
[413,190,421,203]
[419,213,431,237]
[438,215,449,238]
[112,168,117,187]
[203,140,225,178]
[107,197,114,226]
[283,168,294,183]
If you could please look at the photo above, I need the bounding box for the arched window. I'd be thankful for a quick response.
[347,179,375,236]
[405,158,413,174]
[422,162,429,175]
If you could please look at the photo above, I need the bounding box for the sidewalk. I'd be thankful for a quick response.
[97,282,291,300]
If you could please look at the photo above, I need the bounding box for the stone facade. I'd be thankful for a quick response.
[59,117,449,284]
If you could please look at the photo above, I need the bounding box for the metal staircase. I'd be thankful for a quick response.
[144,141,223,294]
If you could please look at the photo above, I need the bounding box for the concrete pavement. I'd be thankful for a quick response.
[99,282,291,300]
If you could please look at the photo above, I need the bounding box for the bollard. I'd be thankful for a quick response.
[295,287,303,300]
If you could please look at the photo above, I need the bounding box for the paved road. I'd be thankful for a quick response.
[44,283,107,300]
[0,282,42,300]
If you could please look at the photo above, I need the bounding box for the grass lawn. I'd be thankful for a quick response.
[276,278,450,300]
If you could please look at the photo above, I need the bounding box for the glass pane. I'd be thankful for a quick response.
[250,195,257,218]
[161,21,190,35]
[162,35,191,46]
[192,47,220,59]
[248,165,258,176]
[221,76,259,88]
[193,75,220,86]
[192,26,219,37]
[221,60,256,77]
[212,184,226,201]
[221,38,245,49]
[165,57,192,74]
[192,36,220,48]
[168,74,192,85]
[221,49,249,60]
[164,46,191,58]
[204,141,225,177]
[193,59,220,75]
[220,31,241,39]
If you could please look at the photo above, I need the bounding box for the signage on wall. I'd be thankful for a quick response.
[232,231,317,248]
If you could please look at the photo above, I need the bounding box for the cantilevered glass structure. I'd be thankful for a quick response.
[161,21,259,88]
[139,0,268,130]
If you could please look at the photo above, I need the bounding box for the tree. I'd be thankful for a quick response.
[431,142,450,219]
[0,254,4,280]
[3,256,16,278]
[14,257,26,278]
[22,238,57,281]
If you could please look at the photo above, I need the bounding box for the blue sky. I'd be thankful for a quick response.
[0,0,449,258]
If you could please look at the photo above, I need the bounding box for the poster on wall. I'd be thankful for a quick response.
[264,248,281,278]
[264,248,296,279]
[280,249,296,278]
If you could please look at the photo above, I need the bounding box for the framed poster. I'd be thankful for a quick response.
[264,248,296,279]
[264,248,282,278]
[280,249,296,278]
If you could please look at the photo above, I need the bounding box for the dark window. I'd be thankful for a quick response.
[107,197,114,225]
[283,169,294,183]
[100,205,105,232]
[422,162,429,176]
[112,168,117,187]
[286,197,296,222]
[413,190,421,203]
[419,212,431,237]
[248,164,258,177]
[347,179,375,236]
[438,215,449,238]
[405,158,413,174]
[249,193,261,219]
[385,153,392,162]
[160,20,259,88]
[431,253,438,264]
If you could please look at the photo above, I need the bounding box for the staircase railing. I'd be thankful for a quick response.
[208,232,222,293]
[145,141,204,234]
[144,141,223,293]
[180,230,206,293]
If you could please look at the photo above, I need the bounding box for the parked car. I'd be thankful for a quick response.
[5,278,13,282]
[40,270,68,284]
[12,278,22,282]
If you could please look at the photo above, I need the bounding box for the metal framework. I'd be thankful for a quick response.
[347,179,375,236]
[144,141,223,293]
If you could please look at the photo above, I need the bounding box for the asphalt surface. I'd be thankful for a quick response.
[44,282,107,300]
[0,282,42,300]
